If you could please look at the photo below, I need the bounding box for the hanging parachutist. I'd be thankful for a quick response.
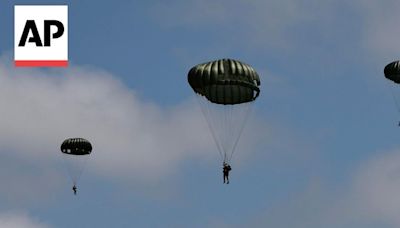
[223,162,232,184]
[72,185,77,195]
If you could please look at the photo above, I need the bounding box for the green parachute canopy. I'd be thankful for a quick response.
[61,138,92,155]
[188,59,260,105]
[384,60,400,84]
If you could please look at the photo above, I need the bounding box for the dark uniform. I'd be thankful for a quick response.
[223,163,232,184]
[72,185,77,195]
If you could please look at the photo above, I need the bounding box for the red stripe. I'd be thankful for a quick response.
[15,60,68,67]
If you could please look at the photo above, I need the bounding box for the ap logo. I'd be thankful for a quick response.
[14,5,68,67]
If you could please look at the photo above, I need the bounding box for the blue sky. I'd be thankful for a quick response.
[1,0,400,227]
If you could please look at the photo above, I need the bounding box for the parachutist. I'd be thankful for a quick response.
[223,162,232,184]
[188,59,259,182]
[61,138,92,196]
[72,185,77,195]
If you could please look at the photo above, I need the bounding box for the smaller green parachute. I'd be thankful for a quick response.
[384,60,400,84]
[61,138,92,155]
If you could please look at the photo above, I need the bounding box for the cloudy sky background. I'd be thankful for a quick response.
[1,0,400,227]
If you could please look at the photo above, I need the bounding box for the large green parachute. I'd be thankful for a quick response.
[188,59,260,163]
[188,58,260,105]
[61,138,92,186]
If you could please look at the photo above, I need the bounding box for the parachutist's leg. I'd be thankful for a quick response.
[227,175,229,184]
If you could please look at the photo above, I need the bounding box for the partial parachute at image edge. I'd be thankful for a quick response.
[384,60,400,84]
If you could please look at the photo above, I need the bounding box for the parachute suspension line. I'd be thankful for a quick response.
[222,103,229,163]
[226,104,235,163]
[220,102,236,164]
[196,95,225,161]
[62,153,90,185]
[225,104,233,162]
[74,155,90,184]
[208,99,227,161]
[198,95,254,164]
[206,99,224,160]
[62,155,75,185]
[228,103,253,162]
[389,82,400,114]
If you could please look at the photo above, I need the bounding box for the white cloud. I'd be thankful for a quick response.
[245,180,348,228]
[353,0,400,59]
[0,57,267,202]
[240,148,400,228]
[150,0,400,61]
[0,212,49,228]
[353,149,400,226]
[0,60,211,182]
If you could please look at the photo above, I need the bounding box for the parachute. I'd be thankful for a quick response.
[384,60,400,84]
[188,58,260,163]
[384,60,400,124]
[60,138,92,186]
